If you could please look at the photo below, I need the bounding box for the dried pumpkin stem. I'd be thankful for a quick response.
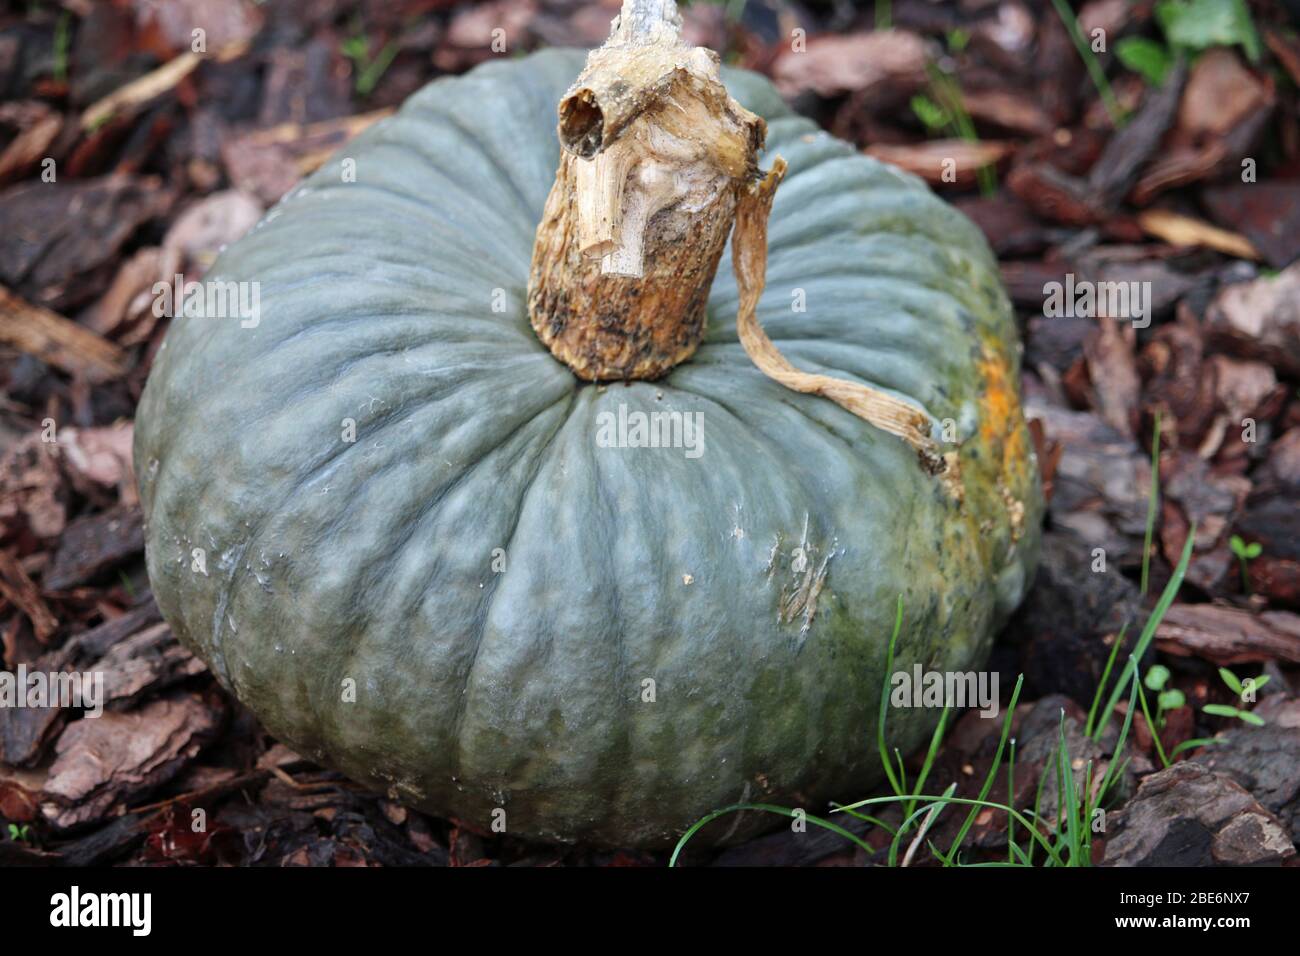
[529,0,763,381]
[731,160,960,487]
[527,0,959,486]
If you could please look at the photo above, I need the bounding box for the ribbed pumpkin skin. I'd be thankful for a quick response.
[134,50,1042,848]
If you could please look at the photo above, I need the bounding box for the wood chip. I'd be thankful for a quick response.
[1156,603,1300,665]
[771,30,928,97]
[1205,263,1300,376]
[0,285,128,381]
[1202,182,1300,270]
[1083,318,1140,438]
[959,88,1053,136]
[1136,208,1260,260]
[1087,59,1186,209]
[0,549,58,642]
[81,246,171,336]
[80,41,249,131]
[96,623,205,705]
[43,504,145,591]
[0,111,61,184]
[865,139,1012,187]
[0,176,175,310]
[221,108,393,204]
[41,693,222,829]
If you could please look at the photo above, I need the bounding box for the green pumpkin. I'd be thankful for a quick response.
[134,49,1042,848]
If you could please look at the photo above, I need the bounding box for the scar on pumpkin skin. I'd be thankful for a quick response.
[779,549,835,638]
[773,516,837,637]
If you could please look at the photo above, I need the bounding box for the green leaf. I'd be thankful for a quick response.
[1115,37,1172,86]
[1244,542,1262,559]
[910,94,949,132]
[340,35,369,59]
[1144,664,1171,691]
[1203,703,1240,718]
[1229,533,1247,558]
[1251,674,1271,691]
[1155,0,1262,62]
[1158,688,1185,710]
[1238,711,1266,727]
[1218,667,1244,696]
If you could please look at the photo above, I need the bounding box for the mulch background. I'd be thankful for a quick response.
[1,0,1298,866]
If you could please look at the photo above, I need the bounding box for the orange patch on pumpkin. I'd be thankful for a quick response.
[976,347,1017,451]
[976,345,1031,540]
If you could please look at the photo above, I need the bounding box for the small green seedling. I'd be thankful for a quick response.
[1116,38,1172,86]
[1203,703,1265,726]
[1142,665,1185,729]
[1156,0,1261,62]
[1206,667,1269,726]
[6,823,32,842]
[1229,534,1262,593]
[1218,666,1269,700]
[1117,0,1261,88]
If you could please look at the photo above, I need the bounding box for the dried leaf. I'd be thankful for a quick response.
[771,31,927,97]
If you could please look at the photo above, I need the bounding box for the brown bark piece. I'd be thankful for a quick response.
[1156,603,1300,665]
[43,503,145,591]
[41,693,222,829]
[0,285,128,381]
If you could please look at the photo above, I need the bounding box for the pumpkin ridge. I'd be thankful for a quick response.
[292,367,567,518]
[181,360,572,686]
[662,373,909,510]
[449,387,579,762]
[231,210,525,296]
[287,178,534,276]
[376,112,540,234]
[362,392,577,696]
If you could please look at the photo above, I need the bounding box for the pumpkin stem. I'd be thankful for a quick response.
[730,161,964,493]
[528,0,961,489]
[528,0,765,381]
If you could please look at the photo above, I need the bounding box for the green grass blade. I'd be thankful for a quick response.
[1007,736,1017,864]
[1049,0,1125,126]
[1134,670,1171,768]
[1095,521,1197,736]
[945,674,1023,860]
[906,705,950,821]
[669,803,874,866]
[1086,620,1128,738]
[1141,410,1162,596]
[1168,737,1219,759]
[877,595,906,797]
[1096,664,1141,803]
[835,793,1066,866]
